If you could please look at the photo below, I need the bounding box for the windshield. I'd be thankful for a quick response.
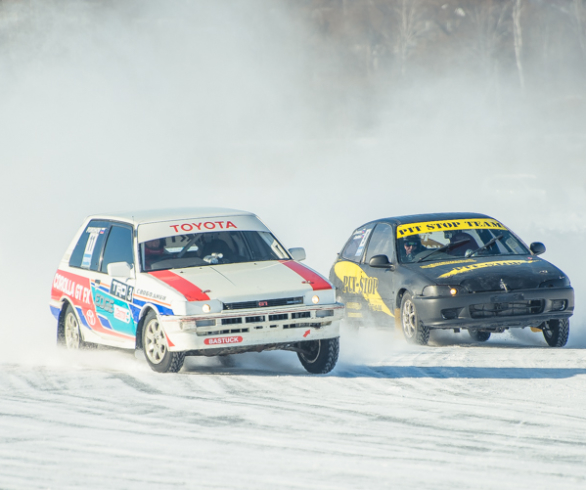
[140,231,290,271]
[396,218,529,264]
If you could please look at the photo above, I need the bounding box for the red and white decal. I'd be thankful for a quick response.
[148,270,210,301]
[169,221,237,233]
[279,260,332,291]
[204,336,243,345]
[51,269,134,340]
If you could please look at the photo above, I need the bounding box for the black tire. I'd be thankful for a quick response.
[543,319,570,347]
[297,337,339,374]
[400,292,430,345]
[142,311,185,373]
[468,330,491,342]
[58,304,95,349]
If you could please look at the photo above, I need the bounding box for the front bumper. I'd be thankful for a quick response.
[414,287,574,330]
[159,302,344,354]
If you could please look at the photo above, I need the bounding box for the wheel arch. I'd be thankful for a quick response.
[135,305,158,349]
[396,288,409,309]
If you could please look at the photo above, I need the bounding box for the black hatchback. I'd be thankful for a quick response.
[330,213,574,346]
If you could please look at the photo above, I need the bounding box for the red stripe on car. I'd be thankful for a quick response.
[279,260,331,291]
[148,270,210,301]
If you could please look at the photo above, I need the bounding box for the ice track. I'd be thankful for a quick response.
[1,329,585,490]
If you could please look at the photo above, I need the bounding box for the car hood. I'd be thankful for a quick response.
[151,261,322,303]
[404,256,568,292]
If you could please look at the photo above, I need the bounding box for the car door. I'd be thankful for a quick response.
[330,223,375,321]
[92,223,137,342]
[360,223,398,322]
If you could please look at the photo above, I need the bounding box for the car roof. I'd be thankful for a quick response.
[87,207,255,225]
[366,212,494,227]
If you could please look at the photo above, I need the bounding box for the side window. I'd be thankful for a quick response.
[341,225,374,263]
[365,223,395,263]
[101,225,134,273]
[69,220,110,270]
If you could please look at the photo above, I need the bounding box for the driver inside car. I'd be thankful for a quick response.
[144,238,167,270]
[401,235,425,262]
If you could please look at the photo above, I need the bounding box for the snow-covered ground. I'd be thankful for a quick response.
[1,327,585,490]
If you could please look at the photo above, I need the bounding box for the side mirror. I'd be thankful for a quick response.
[288,247,306,261]
[530,242,546,256]
[369,254,394,269]
[107,261,133,278]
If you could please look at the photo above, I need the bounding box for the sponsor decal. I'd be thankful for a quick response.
[438,260,530,278]
[420,259,476,269]
[86,309,96,326]
[135,289,167,302]
[204,336,243,345]
[81,227,106,269]
[113,305,131,323]
[94,292,114,313]
[52,271,92,305]
[111,279,134,302]
[333,262,393,317]
[346,302,362,310]
[258,301,268,307]
[355,229,371,257]
[343,275,378,295]
[397,219,506,238]
[303,330,311,338]
[169,221,237,233]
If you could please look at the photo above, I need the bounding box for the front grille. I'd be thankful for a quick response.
[470,300,544,319]
[222,317,243,325]
[223,297,304,310]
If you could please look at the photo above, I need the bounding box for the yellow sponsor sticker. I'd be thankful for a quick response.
[397,219,506,238]
[438,260,530,278]
[421,259,476,269]
[334,261,394,317]
[346,302,362,310]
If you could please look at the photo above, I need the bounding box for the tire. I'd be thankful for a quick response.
[58,304,95,349]
[542,319,570,347]
[400,292,430,345]
[468,330,491,342]
[142,311,185,373]
[297,337,339,374]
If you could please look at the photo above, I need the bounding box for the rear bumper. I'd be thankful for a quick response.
[160,303,344,353]
[414,287,574,330]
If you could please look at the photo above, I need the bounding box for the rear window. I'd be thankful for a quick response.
[69,220,110,271]
[140,230,289,271]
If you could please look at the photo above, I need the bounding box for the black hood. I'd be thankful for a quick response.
[405,256,567,292]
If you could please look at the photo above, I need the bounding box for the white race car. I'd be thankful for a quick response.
[50,208,343,373]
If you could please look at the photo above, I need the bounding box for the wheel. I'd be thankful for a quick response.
[142,311,185,373]
[61,305,82,349]
[58,304,95,349]
[400,292,430,345]
[468,330,491,342]
[297,337,339,374]
[542,319,570,347]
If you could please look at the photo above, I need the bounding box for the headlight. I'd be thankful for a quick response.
[312,295,320,304]
[539,277,571,288]
[202,304,211,313]
[422,285,459,297]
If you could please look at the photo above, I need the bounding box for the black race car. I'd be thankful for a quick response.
[330,213,574,346]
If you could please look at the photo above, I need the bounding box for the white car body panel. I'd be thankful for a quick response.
[50,208,342,357]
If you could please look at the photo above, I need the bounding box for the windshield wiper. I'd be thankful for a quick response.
[416,238,469,263]
[467,234,504,257]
